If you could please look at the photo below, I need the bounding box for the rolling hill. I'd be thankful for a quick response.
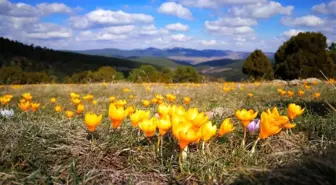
[75,47,275,65]
[0,37,147,80]
[196,59,247,81]
[128,57,181,68]
[195,58,238,67]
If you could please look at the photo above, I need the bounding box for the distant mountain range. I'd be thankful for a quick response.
[74,47,274,65]
[71,47,275,81]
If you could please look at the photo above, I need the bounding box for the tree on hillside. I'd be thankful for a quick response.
[90,66,124,82]
[328,42,336,64]
[158,67,174,83]
[128,65,160,82]
[24,72,50,84]
[0,66,25,84]
[329,42,336,51]
[274,32,335,79]
[70,71,90,83]
[242,49,274,80]
[173,66,202,83]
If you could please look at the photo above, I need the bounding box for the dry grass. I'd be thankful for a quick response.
[0,82,335,184]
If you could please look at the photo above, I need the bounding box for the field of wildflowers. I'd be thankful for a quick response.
[0,80,335,184]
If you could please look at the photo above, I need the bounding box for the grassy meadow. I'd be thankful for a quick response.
[0,81,335,184]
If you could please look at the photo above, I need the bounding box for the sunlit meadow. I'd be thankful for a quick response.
[0,80,335,184]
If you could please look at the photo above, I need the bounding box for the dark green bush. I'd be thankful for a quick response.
[242,49,274,80]
[274,32,335,79]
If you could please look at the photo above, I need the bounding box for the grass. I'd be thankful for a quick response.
[0,81,335,184]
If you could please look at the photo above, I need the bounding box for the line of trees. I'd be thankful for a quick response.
[63,65,202,83]
[0,64,202,84]
[243,32,336,80]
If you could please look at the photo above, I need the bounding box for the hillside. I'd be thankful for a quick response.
[197,60,247,81]
[0,37,146,80]
[75,47,275,64]
[195,58,237,67]
[129,57,182,68]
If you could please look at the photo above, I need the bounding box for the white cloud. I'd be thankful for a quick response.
[281,15,325,27]
[312,1,336,15]
[138,24,169,36]
[103,25,135,34]
[158,2,192,20]
[201,40,216,46]
[170,34,191,41]
[0,15,38,29]
[229,1,294,18]
[0,16,72,40]
[176,0,267,8]
[165,22,189,31]
[0,1,38,17]
[95,34,128,41]
[75,24,169,42]
[283,29,304,37]
[327,39,334,45]
[36,3,73,15]
[205,17,257,27]
[206,25,254,35]
[69,9,154,29]
[0,0,73,17]
[233,37,246,42]
[76,30,129,41]
[24,23,72,39]
[204,17,255,35]
[26,31,72,39]
[221,41,228,45]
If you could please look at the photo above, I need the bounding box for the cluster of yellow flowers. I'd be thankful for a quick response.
[235,104,304,153]
[83,97,305,168]
[277,88,321,99]
[0,94,13,105]
[151,95,164,105]
[49,93,87,118]
[17,93,40,112]
[166,94,177,103]
[222,82,237,92]
[84,102,237,169]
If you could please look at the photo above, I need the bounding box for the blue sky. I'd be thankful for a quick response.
[0,0,335,52]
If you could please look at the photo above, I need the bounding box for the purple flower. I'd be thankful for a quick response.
[247,119,260,133]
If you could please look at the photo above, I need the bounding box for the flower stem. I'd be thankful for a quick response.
[160,136,163,158]
[91,132,94,151]
[157,135,163,158]
[242,128,247,148]
[179,150,183,172]
[251,137,260,154]
[202,141,205,155]
[157,135,161,150]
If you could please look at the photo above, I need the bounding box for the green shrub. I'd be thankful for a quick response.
[0,66,25,84]
[128,65,160,82]
[23,71,50,84]
[274,32,335,79]
[242,49,274,80]
[173,66,201,83]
